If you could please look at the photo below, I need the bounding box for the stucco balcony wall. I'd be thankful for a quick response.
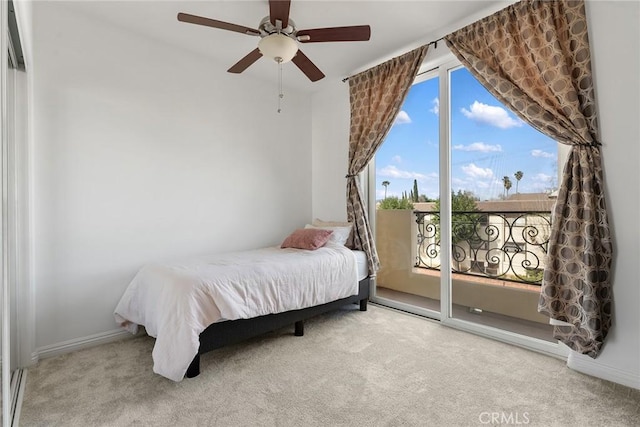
[375,209,549,324]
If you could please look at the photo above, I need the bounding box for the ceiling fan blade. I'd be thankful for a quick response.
[177,12,260,36]
[228,49,263,74]
[292,50,325,82]
[297,25,371,43]
[269,0,291,28]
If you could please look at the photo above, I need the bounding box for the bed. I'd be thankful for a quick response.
[114,226,370,382]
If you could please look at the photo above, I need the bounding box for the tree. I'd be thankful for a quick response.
[412,179,419,202]
[378,196,414,210]
[434,190,479,213]
[382,180,390,199]
[514,171,523,193]
[503,176,513,198]
[433,190,481,244]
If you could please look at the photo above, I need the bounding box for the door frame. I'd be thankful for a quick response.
[368,56,568,361]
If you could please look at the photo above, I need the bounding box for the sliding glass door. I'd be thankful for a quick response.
[371,56,566,357]
[373,69,441,318]
[2,2,27,423]
[446,65,558,343]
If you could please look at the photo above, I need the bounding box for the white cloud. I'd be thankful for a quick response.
[394,110,412,125]
[531,149,555,158]
[461,101,523,129]
[429,98,439,115]
[461,163,494,179]
[377,165,428,180]
[452,177,466,187]
[536,172,552,179]
[532,173,553,182]
[391,155,402,164]
[526,173,555,192]
[451,175,504,201]
[453,142,503,152]
[377,189,392,199]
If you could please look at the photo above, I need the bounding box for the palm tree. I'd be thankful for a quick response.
[503,176,513,198]
[382,181,390,199]
[514,171,523,193]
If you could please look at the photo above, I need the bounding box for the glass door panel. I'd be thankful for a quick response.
[373,73,441,316]
[448,66,557,341]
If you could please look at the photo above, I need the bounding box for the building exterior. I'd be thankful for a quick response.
[413,193,556,284]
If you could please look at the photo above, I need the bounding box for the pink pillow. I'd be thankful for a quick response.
[281,228,334,250]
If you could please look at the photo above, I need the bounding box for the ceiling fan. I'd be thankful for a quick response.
[177,0,371,82]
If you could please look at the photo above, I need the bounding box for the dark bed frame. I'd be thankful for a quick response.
[185,276,370,378]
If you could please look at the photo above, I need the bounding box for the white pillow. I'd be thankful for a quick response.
[312,219,354,248]
[305,223,352,246]
[312,218,351,228]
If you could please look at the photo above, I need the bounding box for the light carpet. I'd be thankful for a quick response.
[20,305,640,426]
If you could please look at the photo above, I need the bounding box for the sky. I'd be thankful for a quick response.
[375,67,559,202]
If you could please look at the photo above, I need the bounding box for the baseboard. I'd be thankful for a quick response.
[568,352,640,390]
[36,328,133,360]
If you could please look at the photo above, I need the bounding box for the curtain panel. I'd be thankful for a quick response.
[445,0,612,357]
[347,45,428,275]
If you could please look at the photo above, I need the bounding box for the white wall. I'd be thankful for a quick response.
[31,3,312,351]
[311,83,350,221]
[311,1,640,388]
[566,0,640,389]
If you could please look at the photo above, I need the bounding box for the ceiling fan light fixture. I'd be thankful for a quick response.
[258,33,298,63]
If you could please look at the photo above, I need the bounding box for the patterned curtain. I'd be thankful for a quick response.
[445,0,612,357]
[347,45,428,275]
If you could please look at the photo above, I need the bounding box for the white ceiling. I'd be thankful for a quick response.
[63,0,510,93]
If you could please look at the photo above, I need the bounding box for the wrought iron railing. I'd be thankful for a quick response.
[414,210,552,285]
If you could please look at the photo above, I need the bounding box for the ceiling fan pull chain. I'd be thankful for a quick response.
[277,59,284,113]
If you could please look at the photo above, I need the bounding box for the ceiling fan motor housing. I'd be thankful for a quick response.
[258,16,296,37]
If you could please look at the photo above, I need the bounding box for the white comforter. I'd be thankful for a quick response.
[114,244,359,381]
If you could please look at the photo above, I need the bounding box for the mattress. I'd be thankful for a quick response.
[353,250,368,281]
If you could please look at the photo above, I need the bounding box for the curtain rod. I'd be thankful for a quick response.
[341,37,445,83]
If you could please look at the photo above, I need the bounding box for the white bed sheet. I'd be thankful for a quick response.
[114,244,360,381]
[353,250,368,281]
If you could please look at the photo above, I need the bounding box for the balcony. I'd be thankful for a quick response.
[375,207,555,340]
[415,210,550,285]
